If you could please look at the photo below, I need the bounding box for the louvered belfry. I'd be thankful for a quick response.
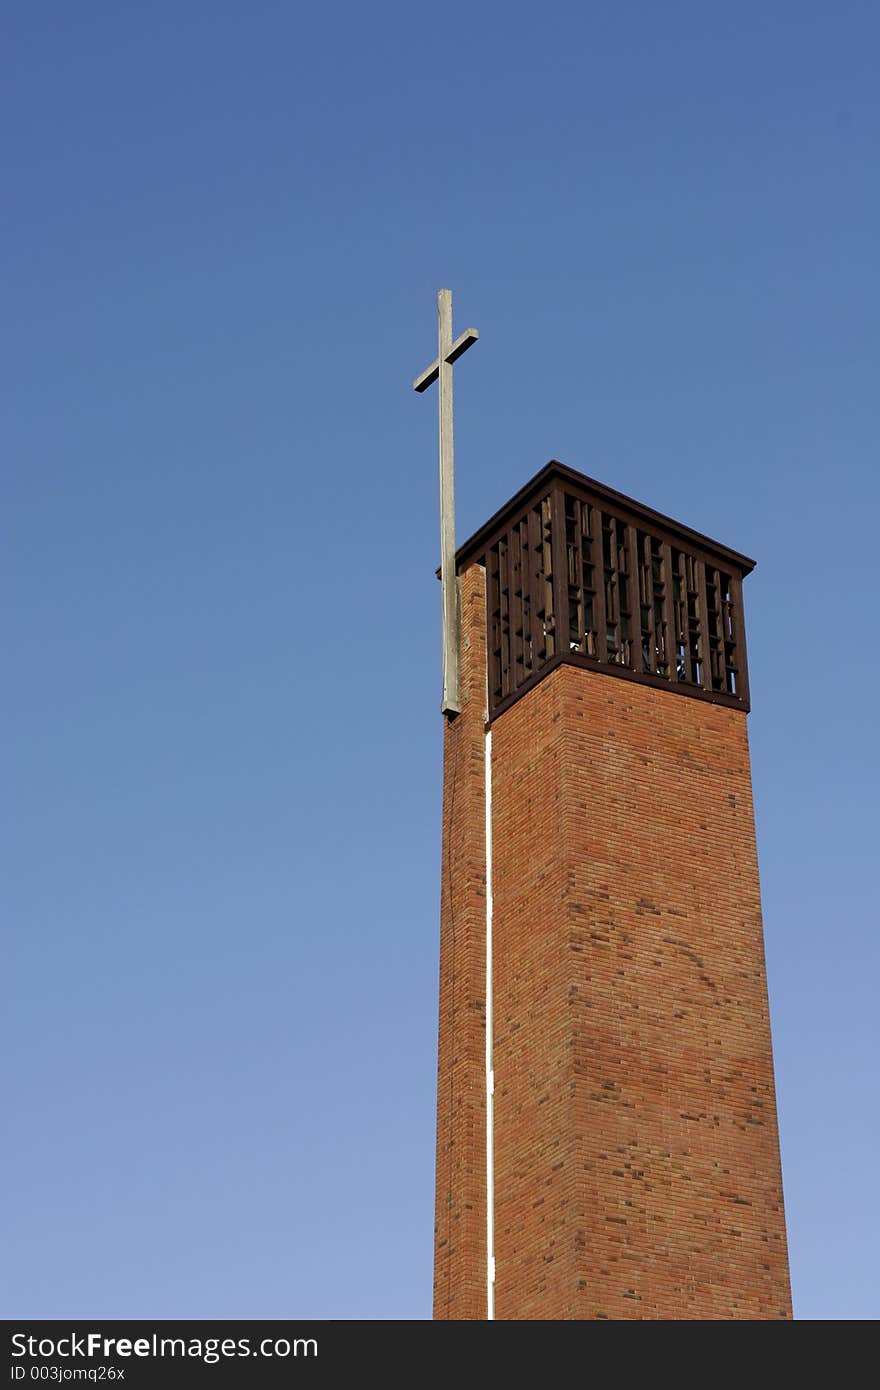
[475,462,752,720]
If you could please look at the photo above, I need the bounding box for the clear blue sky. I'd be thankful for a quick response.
[3,2,877,1321]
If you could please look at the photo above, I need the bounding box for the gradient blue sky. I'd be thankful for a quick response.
[4,2,878,1321]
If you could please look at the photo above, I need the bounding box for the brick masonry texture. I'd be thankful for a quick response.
[433,564,489,1320]
[434,560,792,1320]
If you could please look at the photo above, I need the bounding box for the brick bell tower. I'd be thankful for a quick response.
[433,461,792,1320]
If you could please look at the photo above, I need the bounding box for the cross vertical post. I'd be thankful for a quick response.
[437,290,458,716]
[413,289,479,717]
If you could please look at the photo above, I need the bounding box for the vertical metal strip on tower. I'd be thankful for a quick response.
[485,722,495,1320]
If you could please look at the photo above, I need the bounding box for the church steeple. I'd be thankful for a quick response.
[434,461,791,1321]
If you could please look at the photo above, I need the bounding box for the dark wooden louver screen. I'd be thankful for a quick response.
[487,495,556,709]
[481,478,750,720]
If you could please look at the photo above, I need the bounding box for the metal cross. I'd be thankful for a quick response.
[413,289,479,717]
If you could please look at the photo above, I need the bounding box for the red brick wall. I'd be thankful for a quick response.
[434,561,791,1319]
[433,564,489,1319]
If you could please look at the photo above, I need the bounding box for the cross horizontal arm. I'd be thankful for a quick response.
[445,327,479,365]
[412,360,439,394]
[412,328,480,392]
